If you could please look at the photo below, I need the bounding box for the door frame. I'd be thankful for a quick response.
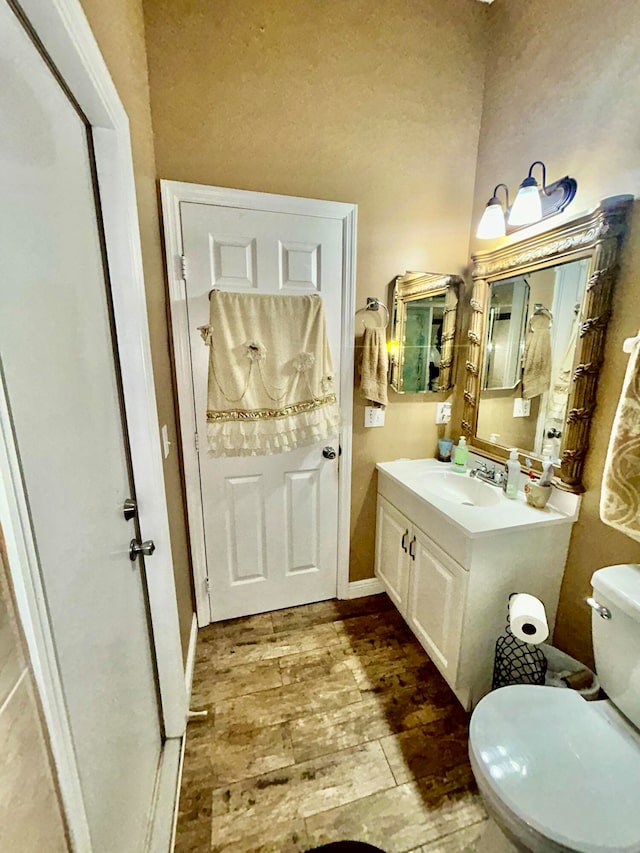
[161,181,357,625]
[0,0,187,847]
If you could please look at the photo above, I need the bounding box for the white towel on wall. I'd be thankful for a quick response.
[199,291,341,457]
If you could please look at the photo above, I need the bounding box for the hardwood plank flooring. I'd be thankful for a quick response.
[175,594,485,852]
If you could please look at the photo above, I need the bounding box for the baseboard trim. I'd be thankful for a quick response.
[344,577,384,599]
[184,613,198,705]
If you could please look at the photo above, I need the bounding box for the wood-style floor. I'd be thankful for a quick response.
[175,594,486,853]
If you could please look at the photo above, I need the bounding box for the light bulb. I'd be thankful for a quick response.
[508,178,542,226]
[476,199,506,239]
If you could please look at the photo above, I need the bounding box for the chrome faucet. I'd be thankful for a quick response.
[469,462,506,487]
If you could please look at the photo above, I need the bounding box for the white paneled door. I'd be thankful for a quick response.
[0,3,161,850]
[176,195,354,621]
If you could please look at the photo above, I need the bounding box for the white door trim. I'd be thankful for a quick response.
[161,181,357,625]
[0,0,187,845]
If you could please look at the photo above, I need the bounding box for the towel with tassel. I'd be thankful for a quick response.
[600,338,640,541]
[522,314,552,399]
[199,291,341,457]
[360,326,389,407]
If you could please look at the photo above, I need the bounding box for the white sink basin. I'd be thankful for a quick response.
[422,472,500,507]
[376,458,578,537]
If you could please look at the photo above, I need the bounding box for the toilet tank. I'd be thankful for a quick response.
[592,564,640,729]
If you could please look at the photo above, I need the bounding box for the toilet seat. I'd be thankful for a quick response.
[470,685,640,853]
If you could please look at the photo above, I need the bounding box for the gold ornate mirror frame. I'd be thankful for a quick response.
[389,272,463,394]
[462,195,633,493]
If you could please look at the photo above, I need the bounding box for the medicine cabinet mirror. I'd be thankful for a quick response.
[462,195,633,492]
[389,271,463,394]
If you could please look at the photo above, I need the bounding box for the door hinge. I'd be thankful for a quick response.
[195,432,200,452]
[180,254,188,281]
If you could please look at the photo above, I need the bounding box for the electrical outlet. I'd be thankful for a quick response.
[435,402,452,425]
[513,398,531,418]
[364,406,385,428]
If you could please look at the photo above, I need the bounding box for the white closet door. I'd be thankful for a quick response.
[0,4,161,850]
[181,201,345,620]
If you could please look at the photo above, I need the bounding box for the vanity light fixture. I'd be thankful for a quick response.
[477,162,577,239]
[476,184,509,239]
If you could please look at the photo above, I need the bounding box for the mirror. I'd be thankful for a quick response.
[477,259,589,460]
[462,196,633,492]
[482,278,529,390]
[389,271,463,394]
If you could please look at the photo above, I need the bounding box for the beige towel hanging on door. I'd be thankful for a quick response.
[360,327,389,407]
[600,339,640,541]
[199,291,341,457]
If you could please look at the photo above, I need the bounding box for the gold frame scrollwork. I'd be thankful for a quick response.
[389,272,464,394]
[462,195,633,493]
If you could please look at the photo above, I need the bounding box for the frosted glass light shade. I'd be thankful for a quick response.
[476,201,506,239]
[509,182,543,226]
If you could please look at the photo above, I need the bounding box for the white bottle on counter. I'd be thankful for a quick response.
[504,448,521,500]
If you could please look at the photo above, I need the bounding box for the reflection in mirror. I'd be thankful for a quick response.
[483,279,529,390]
[389,272,462,395]
[402,296,445,393]
[476,258,589,461]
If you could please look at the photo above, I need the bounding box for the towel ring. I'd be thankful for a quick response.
[528,304,552,332]
[358,297,389,330]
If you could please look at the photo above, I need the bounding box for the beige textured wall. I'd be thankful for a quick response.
[142,0,488,581]
[0,528,68,851]
[80,0,194,657]
[469,0,640,665]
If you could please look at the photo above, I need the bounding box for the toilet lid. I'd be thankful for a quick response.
[470,686,640,853]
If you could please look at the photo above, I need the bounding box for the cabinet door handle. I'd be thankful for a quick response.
[409,536,416,560]
[401,530,409,552]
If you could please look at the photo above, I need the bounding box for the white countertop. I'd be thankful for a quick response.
[376,458,579,537]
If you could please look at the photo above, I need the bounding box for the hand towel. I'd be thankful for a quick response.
[199,291,341,457]
[600,338,640,541]
[360,326,388,407]
[522,314,552,400]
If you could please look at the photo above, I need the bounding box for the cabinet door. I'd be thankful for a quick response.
[407,528,467,684]
[374,495,410,613]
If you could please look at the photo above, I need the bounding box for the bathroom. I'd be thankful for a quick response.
[1,0,640,851]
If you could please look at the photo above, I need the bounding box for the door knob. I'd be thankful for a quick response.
[129,539,155,561]
[322,446,337,459]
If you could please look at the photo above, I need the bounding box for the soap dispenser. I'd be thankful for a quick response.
[453,436,469,473]
[504,448,521,499]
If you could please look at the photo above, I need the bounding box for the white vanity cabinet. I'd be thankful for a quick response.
[374,496,412,615]
[374,459,580,710]
[375,494,468,696]
[407,528,468,687]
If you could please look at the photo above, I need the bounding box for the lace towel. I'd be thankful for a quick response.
[199,291,341,457]
[600,338,640,541]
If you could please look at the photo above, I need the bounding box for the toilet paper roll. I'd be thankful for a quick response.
[509,593,549,645]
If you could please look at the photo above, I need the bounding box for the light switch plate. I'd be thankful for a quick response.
[435,402,452,424]
[365,406,385,428]
[513,398,531,418]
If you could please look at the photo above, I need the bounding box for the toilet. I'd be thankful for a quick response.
[469,564,640,853]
